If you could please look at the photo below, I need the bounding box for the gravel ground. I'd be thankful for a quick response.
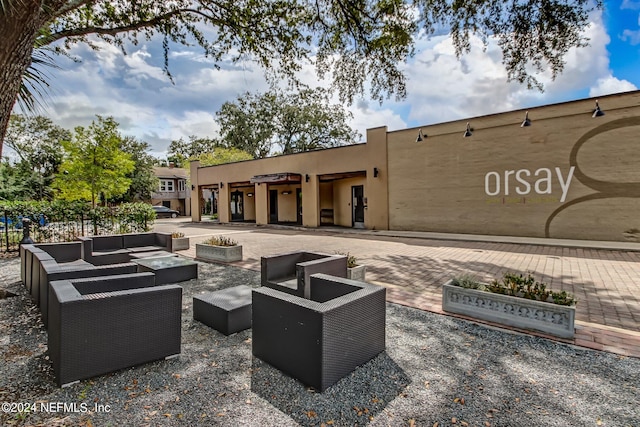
[0,255,638,427]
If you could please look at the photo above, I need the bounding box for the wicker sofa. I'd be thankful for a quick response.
[78,232,172,265]
[252,273,386,391]
[21,242,138,328]
[48,272,182,387]
[260,251,347,298]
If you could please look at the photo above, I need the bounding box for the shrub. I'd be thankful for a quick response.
[171,231,185,238]
[451,274,482,289]
[335,251,358,268]
[451,271,576,306]
[202,236,237,246]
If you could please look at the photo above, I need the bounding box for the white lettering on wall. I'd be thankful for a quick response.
[484,172,501,196]
[484,167,575,203]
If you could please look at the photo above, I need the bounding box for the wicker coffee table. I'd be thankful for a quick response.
[133,256,198,284]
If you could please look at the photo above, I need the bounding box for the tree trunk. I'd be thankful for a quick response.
[0,5,46,157]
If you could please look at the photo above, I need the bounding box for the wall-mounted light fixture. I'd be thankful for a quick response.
[219,182,224,188]
[463,122,473,138]
[305,174,310,183]
[281,191,291,195]
[415,129,426,142]
[373,167,379,178]
[520,111,531,127]
[247,192,254,197]
[191,184,195,190]
[592,100,605,117]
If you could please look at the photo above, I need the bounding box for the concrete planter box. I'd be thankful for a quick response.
[172,237,190,251]
[196,243,242,263]
[347,265,366,282]
[442,280,575,339]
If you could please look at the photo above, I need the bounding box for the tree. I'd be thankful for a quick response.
[54,116,135,207]
[3,115,70,200]
[115,137,159,203]
[167,136,219,167]
[1,0,601,157]
[216,88,361,158]
[196,147,254,166]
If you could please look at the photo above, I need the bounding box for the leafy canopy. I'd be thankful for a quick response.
[2,115,71,201]
[54,116,135,207]
[30,0,598,102]
[216,88,361,158]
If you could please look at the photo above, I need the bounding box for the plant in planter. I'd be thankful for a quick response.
[196,236,242,262]
[443,272,576,339]
[171,231,190,251]
[337,252,366,281]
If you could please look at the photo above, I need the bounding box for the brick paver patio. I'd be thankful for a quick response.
[157,220,640,358]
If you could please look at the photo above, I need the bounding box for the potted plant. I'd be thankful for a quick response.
[171,231,190,251]
[338,252,366,281]
[442,272,576,339]
[196,236,242,262]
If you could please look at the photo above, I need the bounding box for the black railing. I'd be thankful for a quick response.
[1,210,154,253]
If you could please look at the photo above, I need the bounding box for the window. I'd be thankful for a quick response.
[159,179,174,192]
[178,180,185,191]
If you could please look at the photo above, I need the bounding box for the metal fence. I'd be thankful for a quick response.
[1,210,153,253]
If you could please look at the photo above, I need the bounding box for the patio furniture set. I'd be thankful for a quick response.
[194,250,386,392]
[21,232,197,386]
[21,239,386,392]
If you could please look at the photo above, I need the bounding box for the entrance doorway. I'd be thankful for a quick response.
[269,190,278,223]
[230,191,244,221]
[352,185,365,228]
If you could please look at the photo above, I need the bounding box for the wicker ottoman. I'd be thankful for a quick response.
[193,286,252,335]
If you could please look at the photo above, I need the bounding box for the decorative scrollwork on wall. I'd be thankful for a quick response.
[545,117,640,237]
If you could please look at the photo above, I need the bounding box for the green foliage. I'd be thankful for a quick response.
[455,272,577,306]
[54,116,135,207]
[336,251,358,268]
[2,115,70,201]
[0,200,154,245]
[112,202,155,233]
[195,148,254,167]
[216,88,361,158]
[168,137,219,165]
[202,236,237,246]
[114,137,159,203]
[451,274,482,290]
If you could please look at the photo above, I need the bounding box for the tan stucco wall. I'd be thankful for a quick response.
[191,136,390,229]
[387,91,640,241]
[332,177,366,227]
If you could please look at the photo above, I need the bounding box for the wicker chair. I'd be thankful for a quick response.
[260,251,347,298]
[252,273,386,392]
[48,273,182,387]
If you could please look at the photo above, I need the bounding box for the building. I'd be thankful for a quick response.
[190,90,640,242]
[152,165,191,216]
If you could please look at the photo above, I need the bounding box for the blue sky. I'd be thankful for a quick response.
[15,1,640,158]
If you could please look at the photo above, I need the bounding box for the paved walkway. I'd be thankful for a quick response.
[156,219,640,358]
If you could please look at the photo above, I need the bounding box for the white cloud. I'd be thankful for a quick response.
[382,10,624,129]
[621,29,640,45]
[589,75,637,97]
[621,0,640,10]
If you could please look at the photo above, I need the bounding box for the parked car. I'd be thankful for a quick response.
[152,206,180,218]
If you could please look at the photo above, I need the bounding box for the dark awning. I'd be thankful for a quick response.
[250,173,302,184]
[318,171,366,182]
